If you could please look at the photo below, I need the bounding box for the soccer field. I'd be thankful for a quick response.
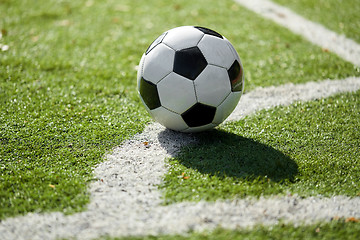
[1,0,360,239]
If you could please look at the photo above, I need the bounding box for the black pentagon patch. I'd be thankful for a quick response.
[194,26,223,39]
[181,103,216,127]
[228,60,243,92]
[173,46,207,80]
[146,32,167,55]
[139,77,161,110]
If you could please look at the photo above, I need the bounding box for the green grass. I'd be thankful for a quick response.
[0,0,151,218]
[0,0,359,219]
[273,0,360,43]
[162,90,360,203]
[105,219,360,240]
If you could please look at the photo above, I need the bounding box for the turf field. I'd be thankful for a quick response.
[162,90,360,202]
[273,0,360,43]
[1,0,359,239]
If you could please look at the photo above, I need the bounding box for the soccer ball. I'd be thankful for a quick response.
[137,26,244,132]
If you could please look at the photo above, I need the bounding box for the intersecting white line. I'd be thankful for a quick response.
[1,1,360,239]
[235,0,360,67]
[1,77,360,240]
[227,77,360,121]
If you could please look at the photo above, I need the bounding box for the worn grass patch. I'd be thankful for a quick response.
[162,90,360,203]
[273,0,360,43]
[0,0,359,219]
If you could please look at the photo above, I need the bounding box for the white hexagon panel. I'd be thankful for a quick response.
[150,107,188,132]
[212,91,242,125]
[162,26,204,51]
[224,37,241,62]
[198,34,235,68]
[137,54,145,87]
[182,123,217,133]
[194,65,231,107]
[142,43,175,84]
[157,72,197,114]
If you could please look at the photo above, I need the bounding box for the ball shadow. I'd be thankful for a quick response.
[158,128,298,182]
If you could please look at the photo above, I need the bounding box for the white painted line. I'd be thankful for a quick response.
[2,2,360,239]
[227,77,360,121]
[1,77,360,240]
[234,0,360,67]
